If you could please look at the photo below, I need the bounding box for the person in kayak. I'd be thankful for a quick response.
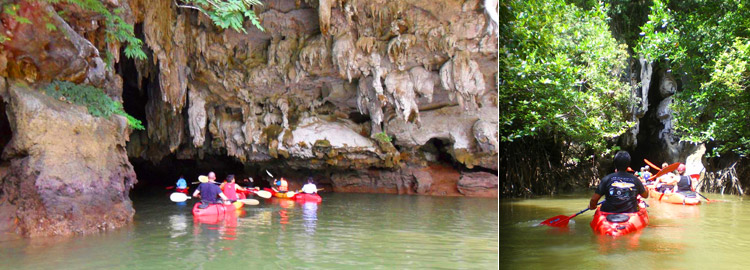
[589,151,649,213]
[300,177,318,194]
[219,174,246,202]
[641,166,653,185]
[193,175,230,208]
[176,175,188,194]
[674,163,696,194]
[656,162,677,193]
[274,177,289,192]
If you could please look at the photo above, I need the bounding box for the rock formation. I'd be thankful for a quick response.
[0,0,498,236]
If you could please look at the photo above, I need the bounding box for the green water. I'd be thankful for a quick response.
[0,193,498,269]
[500,193,750,269]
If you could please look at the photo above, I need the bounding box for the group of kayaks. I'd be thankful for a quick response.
[588,174,703,237]
[186,188,322,218]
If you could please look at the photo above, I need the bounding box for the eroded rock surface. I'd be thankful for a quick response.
[125,0,499,195]
[0,0,498,237]
[0,82,136,237]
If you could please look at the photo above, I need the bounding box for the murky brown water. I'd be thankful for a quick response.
[500,193,750,269]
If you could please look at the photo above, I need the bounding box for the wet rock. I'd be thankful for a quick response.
[457,172,498,197]
[0,82,136,237]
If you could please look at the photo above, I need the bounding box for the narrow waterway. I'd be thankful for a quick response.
[0,193,499,269]
[500,193,750,269]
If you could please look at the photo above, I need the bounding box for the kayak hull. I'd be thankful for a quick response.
[293,193,322,203]
[648,187,701,205]
[590,207,649,236]
[192,202,238,217]
[264,188,295,199]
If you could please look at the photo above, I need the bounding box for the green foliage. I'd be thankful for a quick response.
[373,132,392,143]
[500,0,634,154]
[44,81,145,130]
[178,0,265,33]
[637,0,750,156]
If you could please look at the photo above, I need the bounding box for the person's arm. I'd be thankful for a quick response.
[589,193,602,210]
[193,189,200,198]
[219,192,229,204]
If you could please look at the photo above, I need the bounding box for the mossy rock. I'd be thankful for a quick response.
[314,139,331,148]
[262,125,284,142]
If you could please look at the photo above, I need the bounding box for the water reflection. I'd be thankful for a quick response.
[192,207,244,241]
[168,215,188,238]
[302,202,318,234]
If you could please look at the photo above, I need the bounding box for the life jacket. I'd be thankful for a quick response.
[224,182,238,200]
[278,179,288,192]
[676,175,692,192]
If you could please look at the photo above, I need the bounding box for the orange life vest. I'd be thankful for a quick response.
[278,179,288,192]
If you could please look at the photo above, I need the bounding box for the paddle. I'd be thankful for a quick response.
[648,162,680,181]
[644,159,662,171]
[540,201,604,227]
[166,186,175,190]
[238,199,259,205]
[255,189,272,199]
[170,192,191,202]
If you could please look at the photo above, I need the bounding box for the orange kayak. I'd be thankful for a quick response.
[648,186,701,205]
[590,207,649,236]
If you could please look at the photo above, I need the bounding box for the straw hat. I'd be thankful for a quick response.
[198,175,209,183]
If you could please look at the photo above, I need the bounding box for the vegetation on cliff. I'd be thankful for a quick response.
[44,81,145,130]
[501,0,750,196]
[500,0,632,196]
[635,0,750,157]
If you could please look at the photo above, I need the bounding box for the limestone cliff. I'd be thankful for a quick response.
[125,0,499,195]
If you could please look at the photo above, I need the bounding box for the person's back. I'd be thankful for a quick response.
[675,164,693,193]
[197,182,222,204]
[589,151,648,214]
[597,171,645,213]
[301,178,317,194]
[176,177,187,189]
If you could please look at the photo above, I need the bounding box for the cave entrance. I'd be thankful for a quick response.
[630,68,672,170]
[0,96,12,176]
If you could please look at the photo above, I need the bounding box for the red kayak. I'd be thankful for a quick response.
[192,202,238,217]
[590,207,649,236]
[293,193,322,203]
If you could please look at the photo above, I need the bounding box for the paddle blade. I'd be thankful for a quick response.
[166,186,175,190]
[286,191,296,198]
[170,192,190,202]
[266,170,274,178]
[649,163,680,181]
[540,215,573,227]
[239,199,259,205]
[644,159,661,171]
[255,190,272,199]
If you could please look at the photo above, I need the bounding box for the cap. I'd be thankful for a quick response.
[199,175,209,183]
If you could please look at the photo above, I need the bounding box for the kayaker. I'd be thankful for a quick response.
[674,163,696,193]
[220,174,246,202]
[193,175,230,208]
[641,166,653,185]
[176,175,188,194]
[274,177,289,192]
[300,177,318,194]
[656,162,677,192]
[589,151,649,213]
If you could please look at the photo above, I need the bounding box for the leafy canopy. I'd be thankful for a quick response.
[500,0,634,154]
[636,0,750,156]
